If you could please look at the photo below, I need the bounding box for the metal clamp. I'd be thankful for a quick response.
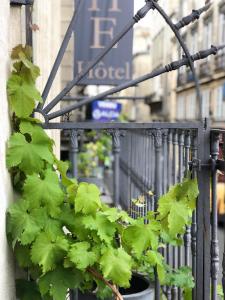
[189,158,225,172]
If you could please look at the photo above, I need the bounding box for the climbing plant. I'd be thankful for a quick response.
[6,45,198,300]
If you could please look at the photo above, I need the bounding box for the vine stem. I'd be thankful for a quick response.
[87,267,123,300]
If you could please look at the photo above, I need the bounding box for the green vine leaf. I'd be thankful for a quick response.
[16,279,42,300]
[6,131,54,174]
[100,248,132,288]
[39,267,82,300]
[14,243,33,268]
[23,169,64,217]
[54,159,76,188]
[74,183,102,214]
[157,178,198,239]
[7,74,42,118]
[82,211,117,244]
[68,242,97,270]
[31,232,69,273]
[122,222,159,258]
[7,199,48,246]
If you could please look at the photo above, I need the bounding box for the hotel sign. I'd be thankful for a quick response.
[74,0,134,85]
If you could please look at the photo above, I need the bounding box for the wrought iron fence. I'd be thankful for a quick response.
[56,123,225,300]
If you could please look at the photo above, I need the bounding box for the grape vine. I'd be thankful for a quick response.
[6,45,198,300]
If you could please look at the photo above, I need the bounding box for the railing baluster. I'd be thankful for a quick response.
[191,131,197,300]
[111,130,123,207]
[172,129,178,300]
[166,129,172,300]
[184,130,191,267]
[70,129,82,178]
[222,132,225,299]
[153,128,163,300]
[163,130,168,194]
[210,132,220,300]
[178,130,185,300]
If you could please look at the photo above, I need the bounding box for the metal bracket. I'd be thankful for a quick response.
[190,158,225,172]
[10,0,33,5]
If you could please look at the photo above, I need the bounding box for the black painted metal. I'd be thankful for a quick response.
[45,45,225,121]
[210,132,220,300]
[38,0,82,108]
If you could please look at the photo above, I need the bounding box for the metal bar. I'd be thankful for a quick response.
[162,130,168,194]
[42,2,154,114]
[191,131,198,300]
[151,0,202,120]
[111,130,123,207]
[70,130,81,177]
[178,130,184,300]
[195,121,211,300]
[43,121,202,130]
[45,45,224,120]
[210,132,220,300]
[62,96,147,101]
[38,0,82,108]
[222,132,225,299]
[174,3,212,30]
[184,131,191,266]
[166,129,172,300]
[25,4,33,47]
[153,128,163,300]
[172,129,178,300]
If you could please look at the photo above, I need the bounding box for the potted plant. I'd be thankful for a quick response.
[78,131,112,193]
[6,46,197,300]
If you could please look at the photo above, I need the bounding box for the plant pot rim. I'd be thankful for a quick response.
[122,285,153,298]
[121,274,154,299]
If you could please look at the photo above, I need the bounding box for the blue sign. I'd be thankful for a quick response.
[92,101,122,121]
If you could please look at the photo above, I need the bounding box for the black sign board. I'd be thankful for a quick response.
[74,0,134,85]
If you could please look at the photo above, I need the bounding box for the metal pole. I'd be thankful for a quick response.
[153,128,163,300]
[38,0,83,108]
[45,46,223,121]
[111,130,123,207]
[184,131,191,267]
[70,130,80,178]
[210,132,220,300]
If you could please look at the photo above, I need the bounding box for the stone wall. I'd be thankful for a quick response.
[0,1,16,299]
[0,1,63,298]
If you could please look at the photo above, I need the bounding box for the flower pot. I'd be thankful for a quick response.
[120,274,154,300]
[78,274,154,300]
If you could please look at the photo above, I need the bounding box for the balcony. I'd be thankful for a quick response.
[215,52,225,72]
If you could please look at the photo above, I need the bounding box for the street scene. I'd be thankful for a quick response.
[0,0,225,299]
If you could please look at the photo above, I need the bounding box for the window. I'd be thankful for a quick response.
[181,1,189,18]
[214,84,225,120]
[177,95,185,120]
[186,93,196,119]
[201,89,210,118]
[178,35,187,74]
[190,28,198,54]
[203,17,212,60]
